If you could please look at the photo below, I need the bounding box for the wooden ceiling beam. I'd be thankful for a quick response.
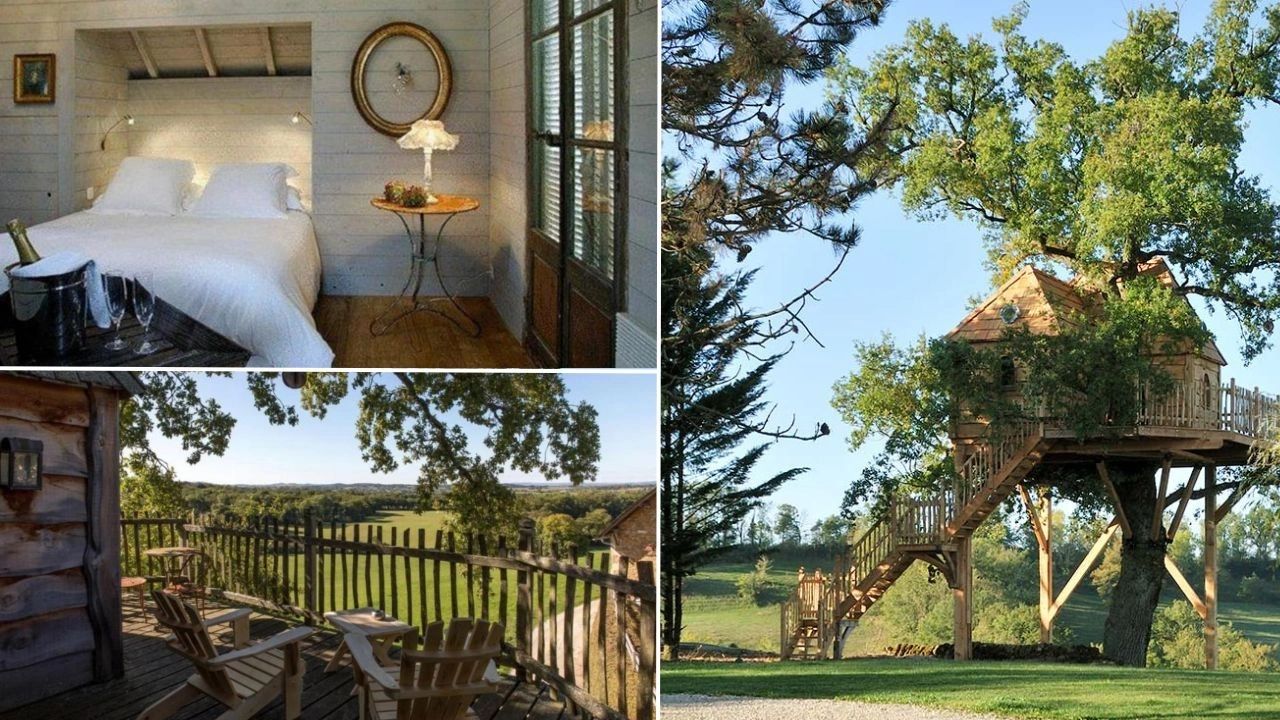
[195,28,218,77]
[260,27,277,76]
[130,30,159,79]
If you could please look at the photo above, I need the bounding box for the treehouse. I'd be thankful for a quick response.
[780,262,1277,666]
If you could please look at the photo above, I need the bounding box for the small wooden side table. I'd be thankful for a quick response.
[324,607,416,672]
[369,195,482,337]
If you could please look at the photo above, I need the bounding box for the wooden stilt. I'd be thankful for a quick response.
[952,537,973,660]
[1204,465,1218,670]
[1039,491,1052,644]
[1019,485,1053,643]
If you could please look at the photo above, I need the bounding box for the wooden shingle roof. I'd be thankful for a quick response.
[948,262,1226,365]
[4,371,146,396]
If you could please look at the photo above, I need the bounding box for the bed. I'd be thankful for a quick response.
[0,210,334,368]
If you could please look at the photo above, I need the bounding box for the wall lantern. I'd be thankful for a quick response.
[0,437,43,491]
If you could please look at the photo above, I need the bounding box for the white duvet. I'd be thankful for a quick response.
[0,211,334,368]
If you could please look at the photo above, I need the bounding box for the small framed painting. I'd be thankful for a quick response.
[14,54,55,104]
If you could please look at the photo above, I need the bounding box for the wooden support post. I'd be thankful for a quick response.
[1204,465,1218,670]
[1050,522,1118,621]
[1164,557,1207,619]
[1018,485,1053,643]
[1096,461,1132,538]
[1152,456,1171,541]
[1168,465,1202,540]
[1039,491,1052,643]
[952,537,973,660]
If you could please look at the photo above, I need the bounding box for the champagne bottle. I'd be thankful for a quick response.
[6,219,40,266]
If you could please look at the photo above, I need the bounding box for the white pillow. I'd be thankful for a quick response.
[188,163,298,219]
[286,185,306,212]
[90,157,195,216]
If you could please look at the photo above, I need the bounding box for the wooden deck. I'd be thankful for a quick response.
[315,295,534,369]
[0,599,575,720]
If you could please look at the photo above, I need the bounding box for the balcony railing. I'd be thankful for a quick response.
[1013,377,1277,439]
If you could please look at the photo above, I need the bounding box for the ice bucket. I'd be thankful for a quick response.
[4,263,88,361]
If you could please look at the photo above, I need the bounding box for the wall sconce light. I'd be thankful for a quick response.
[291,111,313,127]
[100,114,134,151]
[0,437,44,491]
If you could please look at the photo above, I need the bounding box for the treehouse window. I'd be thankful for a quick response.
[999,356,1016,389]
[1202,373,1212,409]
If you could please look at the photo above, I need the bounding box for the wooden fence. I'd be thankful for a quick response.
[120,515,655,720]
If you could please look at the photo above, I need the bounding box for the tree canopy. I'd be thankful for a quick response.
[830,0,1280,360]
[120,373,601,534]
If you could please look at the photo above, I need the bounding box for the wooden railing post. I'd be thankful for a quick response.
[636,561,656,720]
[516,518,535,682]
[303,510,316,622]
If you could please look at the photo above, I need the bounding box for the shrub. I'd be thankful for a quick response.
[736,556,774,604]
[1147,601,1278,671]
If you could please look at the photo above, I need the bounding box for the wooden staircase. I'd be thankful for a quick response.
[780,420,1051,660]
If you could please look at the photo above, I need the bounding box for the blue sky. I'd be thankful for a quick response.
[150,373,658,487]
[728,0,1280,528]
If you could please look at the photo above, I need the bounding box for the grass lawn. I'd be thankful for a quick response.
[661,658,1280,720]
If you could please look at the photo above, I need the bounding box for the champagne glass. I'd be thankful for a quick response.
[132,272,156,355]
[102,271,129,351]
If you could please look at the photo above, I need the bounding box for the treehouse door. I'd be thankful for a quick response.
[526,0,627,367]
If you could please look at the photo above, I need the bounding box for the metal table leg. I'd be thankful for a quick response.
[370,210,482,337]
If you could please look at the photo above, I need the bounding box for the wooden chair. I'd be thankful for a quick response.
[346,618,504,720]
[138,590,314,720]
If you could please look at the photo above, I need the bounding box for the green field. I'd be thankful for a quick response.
[681,557,1280,656]
[661,659,1280,719]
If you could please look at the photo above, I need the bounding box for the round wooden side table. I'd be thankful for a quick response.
[369,195,482,337]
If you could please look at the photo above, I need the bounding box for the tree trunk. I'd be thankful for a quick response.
[661,573,682,661]
[1101,461,1164,666]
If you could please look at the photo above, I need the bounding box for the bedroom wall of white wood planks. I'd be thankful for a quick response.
[124,76,314,203]
[0,0,493,300]
[487,0,526,343]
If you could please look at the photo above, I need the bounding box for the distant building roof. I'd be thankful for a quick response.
[4,371,146,396]
[595,488,657,542]
[948,261,1226,365]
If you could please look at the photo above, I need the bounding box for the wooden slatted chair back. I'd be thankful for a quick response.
[150,589,236,702]
[397,619,503,720]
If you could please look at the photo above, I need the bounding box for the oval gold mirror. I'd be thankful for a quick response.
[350,22,453,137]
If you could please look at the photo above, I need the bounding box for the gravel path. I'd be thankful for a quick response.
[662,694,1008,720]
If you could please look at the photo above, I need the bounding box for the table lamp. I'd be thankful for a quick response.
[397,119,459,204]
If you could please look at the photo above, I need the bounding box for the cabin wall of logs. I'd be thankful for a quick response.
[0,374,128,712]
[121,513,656,720]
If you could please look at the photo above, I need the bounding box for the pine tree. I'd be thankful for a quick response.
[661,250,807,659]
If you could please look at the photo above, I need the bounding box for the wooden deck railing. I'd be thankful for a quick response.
[121,514,655,720]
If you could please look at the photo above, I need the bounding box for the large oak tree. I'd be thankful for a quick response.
[829,0,1280,665]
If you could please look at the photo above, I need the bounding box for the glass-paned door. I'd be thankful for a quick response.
[527,0,626,367]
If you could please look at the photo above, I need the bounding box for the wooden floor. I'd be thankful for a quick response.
[0,599,576,720]
[315,296,534,369]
